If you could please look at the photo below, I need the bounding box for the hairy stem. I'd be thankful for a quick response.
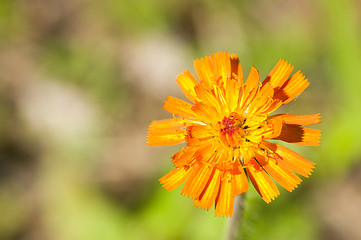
[225,194,246,240]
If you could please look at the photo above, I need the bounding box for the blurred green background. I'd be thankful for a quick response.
[0,0,361,239]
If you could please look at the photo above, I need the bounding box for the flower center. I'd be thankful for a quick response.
[217,112,247,147]
[218,117,239,136]
[217,112,265,149]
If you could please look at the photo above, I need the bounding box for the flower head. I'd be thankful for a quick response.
[147,52,321,217]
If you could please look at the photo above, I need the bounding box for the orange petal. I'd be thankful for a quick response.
[215,171,235,217]
[191,102,218,124]
[212,52,231,82]
[159,166,191,192]
[246,158,280,203]
[181,163,213,199]
[263,99,283,114]
[246,82,274,115]
[176,70,199,102]
[147,118,187,146]
[213,84,229,113]
[194,56,214,84]
[274,70,309,104]
[194,82,223,114]
[193,167,221,210]
[263,114,284,139]
[163,96,199,119]
[225,77,242,112]
[268,113,321,126]
[276,125,321,146]
[262,142,315,178]
[238,65,259,110]
[230,54,243,82]
[255,152,302,192]
[230,162,249,195]
[172,147,197,167]
[192,142,220,165]
[186,125,214,143]
[263,59,294,90]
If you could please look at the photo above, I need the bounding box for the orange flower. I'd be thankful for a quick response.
[147,52,321,217]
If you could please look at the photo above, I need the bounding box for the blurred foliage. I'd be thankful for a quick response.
[104,0,171,32]
[0,0,360,239]
[241,187,318,240]
[40,40,128,117]
[0,0,23,42]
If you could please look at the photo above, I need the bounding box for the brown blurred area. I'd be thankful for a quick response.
[1,0,361,240]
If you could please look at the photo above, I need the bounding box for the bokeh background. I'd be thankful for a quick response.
[1,0,361,239]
